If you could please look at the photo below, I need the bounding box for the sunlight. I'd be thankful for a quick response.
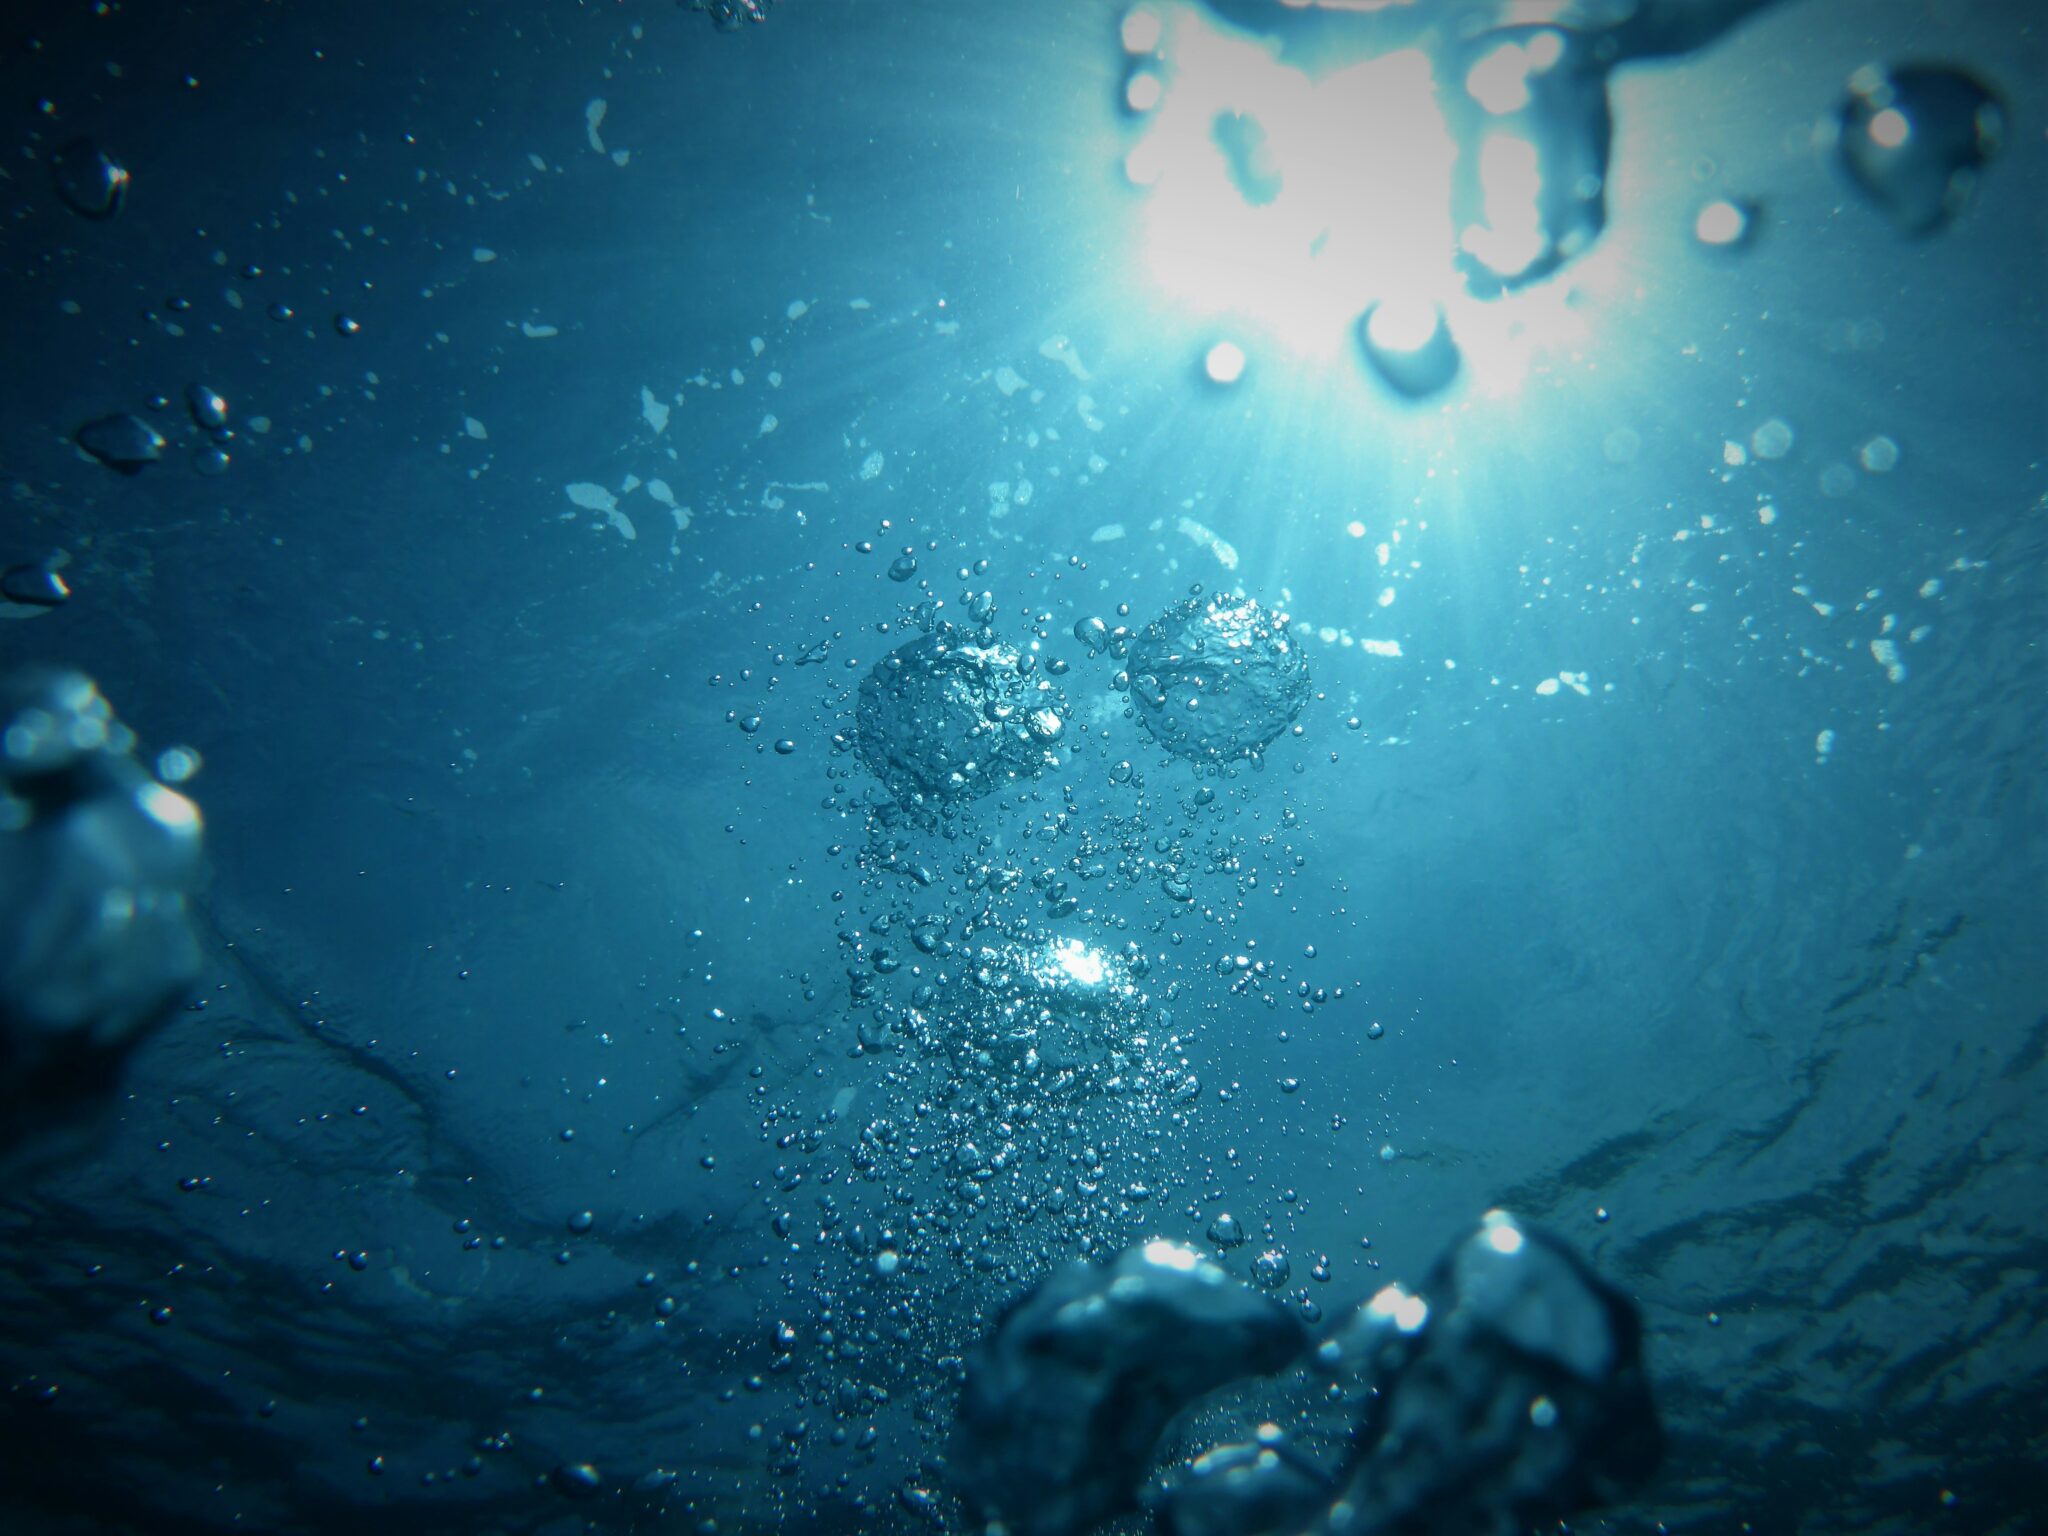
[1124,10,1458,360]
[1113,4,1618,399]
[1054,938,1108,987]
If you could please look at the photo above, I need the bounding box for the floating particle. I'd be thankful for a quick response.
[51,138,129,219]
[74,414,166,474]
[1125,593,1309,763]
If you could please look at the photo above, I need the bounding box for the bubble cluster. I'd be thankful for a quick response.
[1123,593,1309,763]
[956,1212,1662,1536]
[854,624,1067,810]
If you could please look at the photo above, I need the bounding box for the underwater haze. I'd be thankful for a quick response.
[0,1,2043,1533]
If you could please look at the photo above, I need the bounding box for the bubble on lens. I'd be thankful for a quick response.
[1,565,70,609]
[1837,63,2004,235]
[75,414,167,475]
[855,624,1068,810]
[1124,593,1309,763]
[51,138,130,219]
[184,384,229,432]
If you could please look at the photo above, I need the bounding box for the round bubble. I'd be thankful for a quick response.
[1838,64,2004,235]
[855,624,1067,808]
[51,138,129,219]
[1124,593,1309,763]
[1208,1212,1247,1248]
[1252,1248,1292,1288]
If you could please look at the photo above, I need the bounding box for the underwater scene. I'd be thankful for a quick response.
[0,1,2041,1533]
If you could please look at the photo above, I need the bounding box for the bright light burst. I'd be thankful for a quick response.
[1117,3,1598,394]
[1053,938,1108,987]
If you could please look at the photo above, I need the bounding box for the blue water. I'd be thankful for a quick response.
[1,2,2042,1533]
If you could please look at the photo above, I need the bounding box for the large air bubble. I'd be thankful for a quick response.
[1837,63,2004,235]
[855,625,1067,810]
[1125,593,1308,763]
